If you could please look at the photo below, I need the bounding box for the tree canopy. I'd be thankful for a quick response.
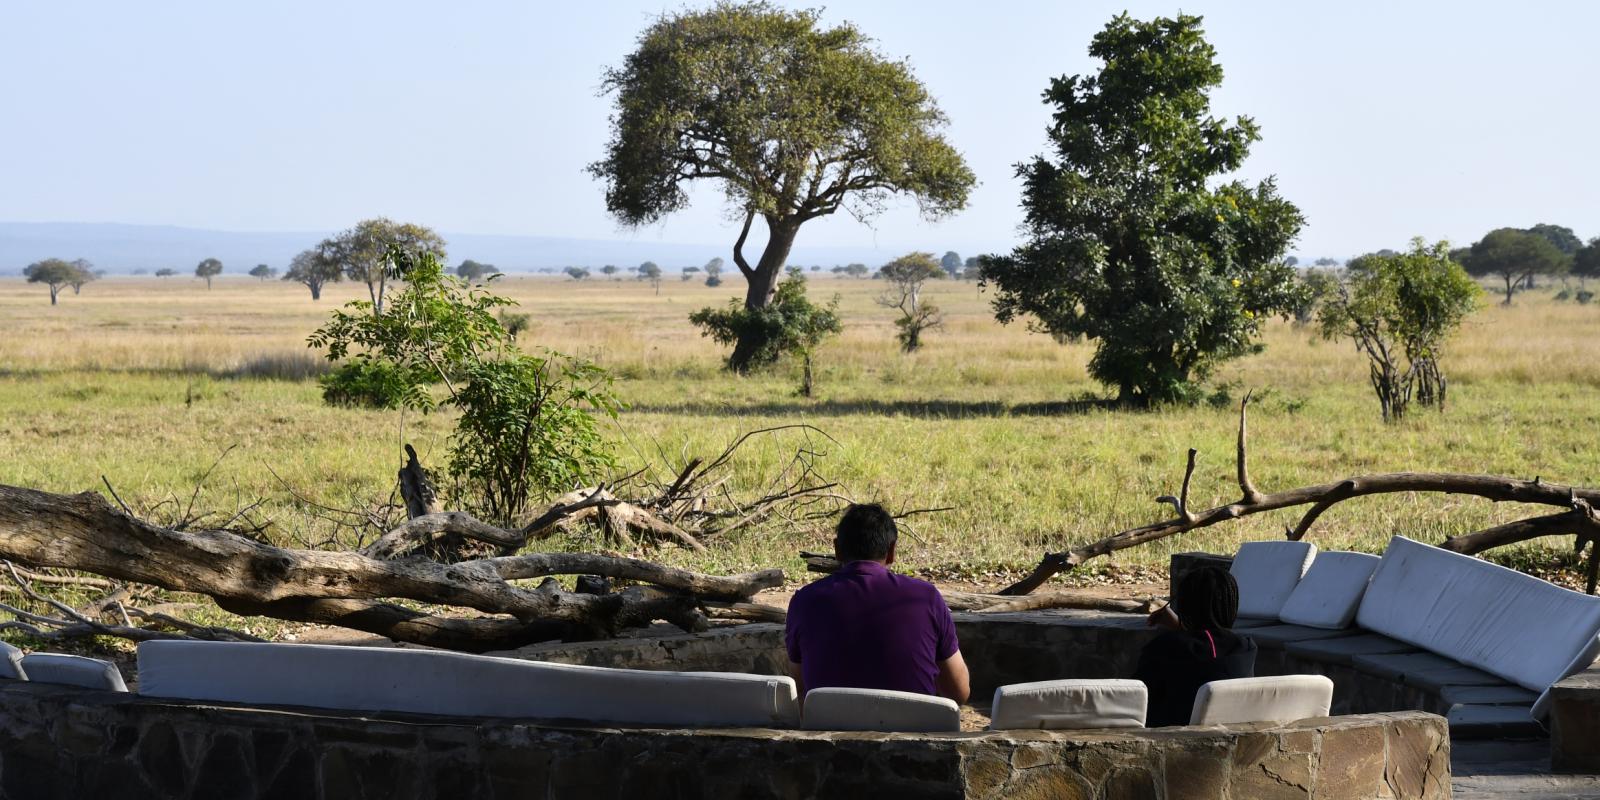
[195,258,223,289]
[249,264,277,281]
[24,258,83,305]
[283,249,342,300]
[1526,223,1583,256]
[318,218,446,313]
[1461,227,1568,304]
[591,1,973,370]
[981,13,1305,406]
[456,259,500,282]
[877,252,946,352]
[1575,238,1600,285]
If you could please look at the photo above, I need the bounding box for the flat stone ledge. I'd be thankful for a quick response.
[1549,665,1600,773]
[0,682,1449,799]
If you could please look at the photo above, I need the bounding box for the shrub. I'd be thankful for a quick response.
[319,358,425,409]
[689,269,841,393]
[1579,290,1595,305]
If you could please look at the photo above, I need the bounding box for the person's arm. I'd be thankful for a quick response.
[788,660,807,710]
[936,650,970,705]
[1147,604,1182,631]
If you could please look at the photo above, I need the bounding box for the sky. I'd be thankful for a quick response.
[2,1,1597,261]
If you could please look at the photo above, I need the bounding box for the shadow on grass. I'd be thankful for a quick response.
[629,397,1120,418]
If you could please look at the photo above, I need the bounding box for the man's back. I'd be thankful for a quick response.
[785,560,958,696]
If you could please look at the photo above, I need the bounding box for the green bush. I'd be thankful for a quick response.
[689,270,841,392]
[319,358,426,409]
[1578,290,1595,305]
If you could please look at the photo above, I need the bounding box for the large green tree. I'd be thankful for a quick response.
[283,248,342,300]
[1461,227,1567,305]
[981,14,1305,406]
[590,1,974,371]
[318,218,446,314]
[24,258,80,305]
[194,258,223,289]
[1575,238,1600,287]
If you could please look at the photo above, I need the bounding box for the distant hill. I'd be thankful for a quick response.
[0,222,965,275]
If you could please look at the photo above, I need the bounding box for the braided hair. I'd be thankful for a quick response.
[1173,566,1240,634]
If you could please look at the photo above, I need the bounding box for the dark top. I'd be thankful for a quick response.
[784,560,959,696]
[1133,628,1258,727]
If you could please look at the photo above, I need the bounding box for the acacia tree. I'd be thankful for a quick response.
[981,14,1306,407]
[876,252,946,352]
[1318,240,1480,420]
[591,2,974,372]
[249,264,276,281]
[155,268,177,278]
[638,261,663,294]
[195,258,223,289]
[940,251,963,274]
[66,259,97,294]
[1461,228,1567,305]
[319,218,446,314]
[564,267,590,281]
[456,260,499,282]
[24,258,78,305]
[283,248,342,300]
[1575,238,1600,289]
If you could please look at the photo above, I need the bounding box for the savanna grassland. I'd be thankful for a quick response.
[2,272,1599,594]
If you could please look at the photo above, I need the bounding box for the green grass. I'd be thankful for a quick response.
[3,274,1599,598]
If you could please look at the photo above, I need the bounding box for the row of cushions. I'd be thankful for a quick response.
[138,640,799,728]
[1229,540,1382,630]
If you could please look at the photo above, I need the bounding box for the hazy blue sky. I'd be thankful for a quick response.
[2,1,1597,260]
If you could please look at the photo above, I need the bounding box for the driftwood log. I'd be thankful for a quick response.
[0,484,781,652]
[997,392,1600,596]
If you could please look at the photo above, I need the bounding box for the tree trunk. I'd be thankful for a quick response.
[49,286,58,305]
[1503,274,1515,305]
[309,282,322,301]
[728,218,801,373]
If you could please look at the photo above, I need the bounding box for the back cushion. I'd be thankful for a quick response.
[989,679,1146,730]
[1277,552,1381,629]
[138,640,799,728]
[1230,541,1318,620]
[1190,675,1333,726]
[1357,536,1600,693]
[801,687,959,732]
[0,642,26,680]
[19,654,127,692]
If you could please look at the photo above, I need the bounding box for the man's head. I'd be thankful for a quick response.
[1173,566,1240,633]
[833,503,898,564]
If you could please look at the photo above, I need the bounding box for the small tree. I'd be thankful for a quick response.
[600,265,618,279]
[682,266,701,281]
[981,13,1306,406]
[564,266,590,281]
[705,274,723,288]
[1318,239,1480,421]
[1313,257,1341,268]
[456,259,499,282]
[319,218,446,314]
[194,258,223,289]
[638,261,663,294]
[24,258,78,305]
[63,259,97,294]
[940,251,963,273]
[877,252,946,352]
[249,264,277,281]
[283,248,342,300]
[1461,228,1567,305]
[689,269,841,395]
[703,257,724,280]
[1575,238,1600,288]
[1290,267,1339,325]
[155,268,176,278]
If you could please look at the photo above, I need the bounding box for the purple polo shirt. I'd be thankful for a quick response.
[784,560,959,696]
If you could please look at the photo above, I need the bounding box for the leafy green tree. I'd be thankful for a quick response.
[249,264,277,281]
[1318,239,1480,420]
[638,261,663,294]
[24,258,78,305]
[1291,268,1339,325]
[456,259,499,282]
[962,255,983,280]
[981,14,1306,406]
[1284,256,1300,267]
[940,251,963,273]
[319,218,446,314]
[681,266,701,281]
[195,257,223,289]
[600,265,618,279]
[282,248,341,300]
[705,273,723,288]
[877,252,946,352]
[591,2,974,372]
[1575,238,1600,287]
[1461,228,1567,305]
[689,269,841,394]
[1526,223,1583,256]
[703,257,724,279]
[67,259,97,294]
[832,263,870,279]
[565,266,590,281]
[155,268,177,278]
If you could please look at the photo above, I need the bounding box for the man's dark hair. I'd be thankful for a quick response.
[834,503,898,562]
[1173,566,1239,633]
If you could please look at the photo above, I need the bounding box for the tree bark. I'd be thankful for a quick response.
[728,217,802,373]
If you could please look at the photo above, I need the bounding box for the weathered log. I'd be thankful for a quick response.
[397,443,441,519]
[997,398,1600,596]
[0,484,775,647]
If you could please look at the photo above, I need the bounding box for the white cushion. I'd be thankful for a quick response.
[1356,536,1600,697]
[1190,675,1333,726]
[137,640,798,728]
[19,653,127,692]
[989,679,1146,730]
[1278,552,1381,629]
[0,642,26,680]
[1230,541,1318,619]
[801,687,959,732]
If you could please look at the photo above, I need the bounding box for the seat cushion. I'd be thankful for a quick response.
[1189,674,1333,726]
[1230,541,1318,620]
[19,654,126,691]
[988,679,1146,730]
[1242,624,1359,651]
[0,642,26,680]
[801,687,959,732]
[1356,536,1600,697]
[1277,552,1380,629]
[1284,633,1420,666]
[138,640,798,728]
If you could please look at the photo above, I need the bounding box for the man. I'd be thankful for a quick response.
[784,503,970,705]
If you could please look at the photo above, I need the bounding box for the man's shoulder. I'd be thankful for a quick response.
[887,572,948,603]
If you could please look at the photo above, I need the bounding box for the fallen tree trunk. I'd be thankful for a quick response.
[997,394,1600,596]
[797,552,1155,614]
[0,484,781,648]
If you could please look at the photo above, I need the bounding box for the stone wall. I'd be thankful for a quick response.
[0,682,1449,800]
[1550,665,1600,772]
